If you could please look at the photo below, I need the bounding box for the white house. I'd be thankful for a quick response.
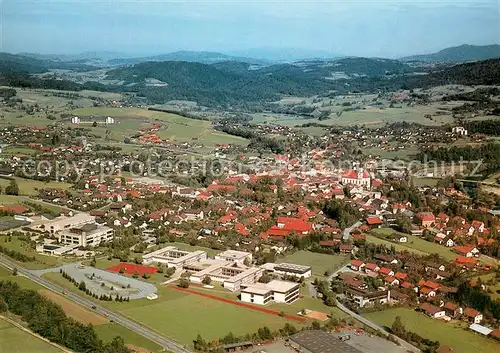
[452,126,468,136]
[105,116,115,124]
[71,116,80,124]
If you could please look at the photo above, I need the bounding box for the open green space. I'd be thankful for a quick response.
[0,317,64,353]
[94,323,163,352]
[116,286,302,346]
[371,228,458,261]
[70,107,248,148]
[364,308,499,353]
[0,236,76,270]
[277,251,349,277]
[472,273,500,300]
[0,265,162,352]
[0,177,72,196]
[365,234,428,256]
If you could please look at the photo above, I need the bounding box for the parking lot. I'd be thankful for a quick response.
[33,263,158,300]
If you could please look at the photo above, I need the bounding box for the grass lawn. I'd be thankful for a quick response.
[0,266,163,352]
[94,323,164,352]
[0,317,64,353]
[365,234,428,256]
[0,236,76,270]
[371,228,458,261]
[277,251,349,277]
[472,273,500,300]
[70,107,248,148]
[364,308,499,353]
[0,177,72,196]
[113,285,304,346]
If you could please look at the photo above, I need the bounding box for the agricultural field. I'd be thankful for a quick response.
[253,104,454,128]
[70,107,249,148]
[0,317,65,353]
[364,308,499,353]
[0,177,72,196]
[277,250,349,277]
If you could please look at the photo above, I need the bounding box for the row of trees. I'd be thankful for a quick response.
[0,280,131,353]
[0,244,35,262]
[391,316,440,353]
[60,269,128,302]
[452,282,500,320]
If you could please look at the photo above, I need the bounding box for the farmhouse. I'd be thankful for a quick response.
[142,246,207,268]
[240,280,300,305]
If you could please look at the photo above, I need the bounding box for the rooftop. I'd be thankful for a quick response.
[290,330,362,353]
[274,262,312,274]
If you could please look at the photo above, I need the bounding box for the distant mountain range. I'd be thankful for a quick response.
[107,51,272,66]
[401,44,500,63]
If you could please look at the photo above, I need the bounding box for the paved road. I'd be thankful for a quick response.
[343,221,363,241]
[334,300,420,353]
[0,255,191,353]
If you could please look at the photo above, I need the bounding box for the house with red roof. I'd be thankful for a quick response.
[264,217,313,238]
[453,244,479,258]
[419,303,445,319]
[463,308,483,324]
[350,260,365,271]
[471,220,485,233]
[365,263,380,275]
[379,267,394,277]
[235,223,250,236]
[416,212,435,227]
[394,272,408,281]
[384,276,399,286]
[366,216,382,227]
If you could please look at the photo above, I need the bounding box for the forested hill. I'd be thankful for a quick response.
[402,44,500,63]
[0,53,95,73]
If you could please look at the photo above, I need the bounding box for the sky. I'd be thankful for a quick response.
[1,0,499,58]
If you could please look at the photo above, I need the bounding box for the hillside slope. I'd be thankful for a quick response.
[402,44,500,63]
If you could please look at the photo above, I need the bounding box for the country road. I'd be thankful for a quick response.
[0,255,191,353]
[334,300,421,353]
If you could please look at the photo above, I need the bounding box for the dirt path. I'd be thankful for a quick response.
[0,315,73,353]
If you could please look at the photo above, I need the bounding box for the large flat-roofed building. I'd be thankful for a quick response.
[241,280,300,305]
[31,213,95,234]
[142,246,207,268]
[289,330,362,353]
[58,223,114,247]
[264,262,312,279]
[215,250,252,264]
[190,261,263,291]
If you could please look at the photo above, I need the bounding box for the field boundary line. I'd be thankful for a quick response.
[169,286,307,323]
[0,314,73,353]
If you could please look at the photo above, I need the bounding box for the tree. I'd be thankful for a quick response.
[90,257,96,267]
[92,121,98,127]
[202,275,212,285]
[243,257,252,267]
[5,180,19,196]
[258,272,271,283]
[193,334,207,351]
[12,268,17,276]
[311,320,321,330]
[178,278,190,288]
[391,316,406,337]
[78,281,86,291]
